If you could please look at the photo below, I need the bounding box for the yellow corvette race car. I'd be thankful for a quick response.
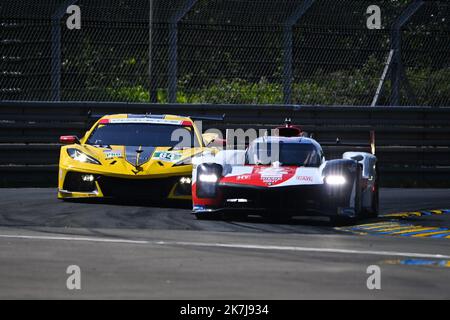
[58,113,217,201]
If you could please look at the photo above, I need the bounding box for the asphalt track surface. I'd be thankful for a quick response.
[0,188,449,299]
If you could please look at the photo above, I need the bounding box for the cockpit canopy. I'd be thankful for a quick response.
[246,137,323,167]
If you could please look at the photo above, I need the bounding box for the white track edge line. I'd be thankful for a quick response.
[1,234,447,260]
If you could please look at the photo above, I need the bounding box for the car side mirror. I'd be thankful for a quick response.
[60,136,80,144]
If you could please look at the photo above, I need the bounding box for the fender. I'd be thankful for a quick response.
[322,159,362,217]
[343,152,377,180]
[343,152,378,215]
[322,159,359,179]
[195,163,223,199]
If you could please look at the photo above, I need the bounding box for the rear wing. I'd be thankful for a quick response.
[307,132,376,156]
[189,114,226,122]
[279,118,376,156]
[87,111,225,123]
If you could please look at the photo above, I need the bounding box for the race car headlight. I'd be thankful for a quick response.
[67,148,101,165]
[179,177,192,184]
[196,163,222,199]
[81,174,95,182]
[325,175,346,186]
[199,174,219,183]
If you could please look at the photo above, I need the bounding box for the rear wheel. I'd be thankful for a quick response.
[365,165,379,218]
[353,164,363,220]
[367,181,379,218]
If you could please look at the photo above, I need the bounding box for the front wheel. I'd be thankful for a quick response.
[194,212,219,220]
[367,184,379,218]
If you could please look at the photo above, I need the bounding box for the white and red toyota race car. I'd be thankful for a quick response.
[191,125,378,222]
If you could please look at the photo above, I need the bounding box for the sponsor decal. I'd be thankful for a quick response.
[153,151,183,162]
[297,176,313,182]
[103,150,123,160]
[109,118,183,125]
[236,175,251,180]
[127,114,164,119]
[259,167,289,184]
[262,177,281,184]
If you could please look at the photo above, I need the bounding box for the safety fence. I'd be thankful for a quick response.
[1,0,449,106]
[0,101,449,187]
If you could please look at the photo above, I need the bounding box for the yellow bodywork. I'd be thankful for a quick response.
[58,114,216,200]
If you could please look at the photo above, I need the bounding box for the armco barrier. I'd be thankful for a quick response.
[1,101,450,187]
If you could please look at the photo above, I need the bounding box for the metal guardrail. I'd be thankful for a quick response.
[1,101,450,187]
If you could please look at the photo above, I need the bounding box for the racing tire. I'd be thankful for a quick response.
[221,212,244,221]
[364,165,380,219]
[261,211,292,224]
[353,164,363,220]
[194,213,219,221]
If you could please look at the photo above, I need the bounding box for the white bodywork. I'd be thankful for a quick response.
[192,137,378,218]
[194,150,376,187]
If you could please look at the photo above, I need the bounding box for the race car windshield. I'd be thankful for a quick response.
[246,143,321,167]
[86,124,200,148]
